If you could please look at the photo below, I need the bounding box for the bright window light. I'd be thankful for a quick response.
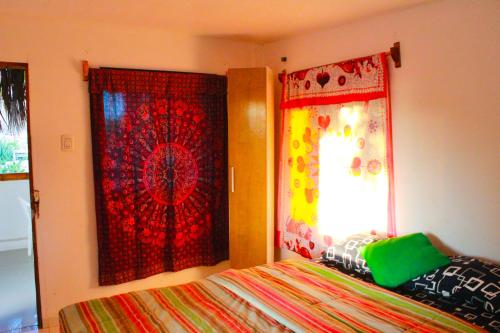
[317,105,388,242]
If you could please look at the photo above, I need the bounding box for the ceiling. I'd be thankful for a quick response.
[0,0,433,43]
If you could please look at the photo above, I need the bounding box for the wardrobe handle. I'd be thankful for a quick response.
[231,166,235,193]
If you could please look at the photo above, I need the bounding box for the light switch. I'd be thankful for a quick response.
[61,135,75,152]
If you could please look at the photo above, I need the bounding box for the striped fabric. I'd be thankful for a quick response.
[60,260,484,332]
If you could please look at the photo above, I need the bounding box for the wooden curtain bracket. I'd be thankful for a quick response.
[390,42,401,68]
[82,60,89,81]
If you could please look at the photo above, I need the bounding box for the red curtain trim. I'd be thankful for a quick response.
[384,59,397,237]
[276,72,288,248]
[280,91,387,110]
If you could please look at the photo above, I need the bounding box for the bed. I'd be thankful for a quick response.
[59,259,486,332]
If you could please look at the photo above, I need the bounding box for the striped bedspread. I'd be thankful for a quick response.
[59,260,484,332]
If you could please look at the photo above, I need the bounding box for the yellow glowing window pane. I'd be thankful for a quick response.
[289,109,318,226]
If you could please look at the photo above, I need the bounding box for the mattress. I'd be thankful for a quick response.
[59,260,484,332]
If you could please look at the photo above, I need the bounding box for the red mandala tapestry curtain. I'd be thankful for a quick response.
[277,53,395,259]
[89,69,228,285]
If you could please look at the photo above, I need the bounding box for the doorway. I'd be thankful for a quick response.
[0,63,41,332]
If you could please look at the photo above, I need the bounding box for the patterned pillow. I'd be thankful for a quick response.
[321,232,386,275]
[403,256,499,314]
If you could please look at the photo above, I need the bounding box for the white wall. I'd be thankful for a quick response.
[0,16,258,327]
[0,180,31,251]
[261,0,500,261]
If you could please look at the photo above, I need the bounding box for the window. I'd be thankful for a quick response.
[276,54,395,258]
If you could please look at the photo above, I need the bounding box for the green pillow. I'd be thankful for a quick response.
[360,233,450,288]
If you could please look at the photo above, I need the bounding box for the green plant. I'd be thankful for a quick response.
[0,139,19,164]
[0,161,24,173]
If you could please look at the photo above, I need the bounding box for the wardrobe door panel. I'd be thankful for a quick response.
[227,68,274,269]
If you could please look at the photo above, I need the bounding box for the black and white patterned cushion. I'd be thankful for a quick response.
[403,256,500,315]
[393,283,500,332]
[321,232,386,275]
[319,261,499,331]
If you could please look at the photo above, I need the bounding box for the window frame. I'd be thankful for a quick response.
[0,172,29,181]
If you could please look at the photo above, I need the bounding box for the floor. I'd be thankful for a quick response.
[0,250,38,333]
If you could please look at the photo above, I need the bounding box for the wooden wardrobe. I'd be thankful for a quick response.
[227,67,274,269]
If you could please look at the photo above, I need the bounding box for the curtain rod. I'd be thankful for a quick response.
[81,42,401,82]
[279,42,401,78]
[81,62,222,82]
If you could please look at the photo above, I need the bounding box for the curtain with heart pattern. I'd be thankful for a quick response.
[277,53,395,258]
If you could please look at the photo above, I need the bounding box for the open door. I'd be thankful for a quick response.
[0,62,42,331]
